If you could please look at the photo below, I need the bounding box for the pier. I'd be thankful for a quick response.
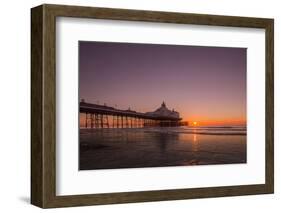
[80,100,184,128]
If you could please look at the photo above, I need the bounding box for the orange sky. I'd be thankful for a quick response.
[188,119,246,126]
[79,42,246,127]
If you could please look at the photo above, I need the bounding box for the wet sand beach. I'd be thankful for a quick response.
[79,126,246,170]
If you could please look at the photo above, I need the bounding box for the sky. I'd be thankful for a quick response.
[79,41,246,126]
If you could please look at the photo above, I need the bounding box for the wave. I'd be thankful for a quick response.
[143,126,247,136]
[81,126,247,136]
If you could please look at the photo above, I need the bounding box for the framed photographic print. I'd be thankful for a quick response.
[31,4,274,208]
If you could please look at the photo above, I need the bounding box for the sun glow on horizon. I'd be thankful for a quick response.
[186,119,246,127]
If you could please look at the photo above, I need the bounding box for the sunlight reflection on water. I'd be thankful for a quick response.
[79,126,246,170]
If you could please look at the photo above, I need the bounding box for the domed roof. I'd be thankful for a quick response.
[145,101,180,120]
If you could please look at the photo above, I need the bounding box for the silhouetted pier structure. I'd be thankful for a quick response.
[80,101,184,128]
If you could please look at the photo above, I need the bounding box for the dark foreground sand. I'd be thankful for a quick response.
[79,127,246,170]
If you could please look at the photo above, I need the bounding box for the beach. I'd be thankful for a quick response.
[79,126,246,170]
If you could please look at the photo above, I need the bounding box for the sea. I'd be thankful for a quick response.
[79,126,246,170]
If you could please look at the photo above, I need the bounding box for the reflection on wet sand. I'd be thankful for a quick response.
[79,126,246,170]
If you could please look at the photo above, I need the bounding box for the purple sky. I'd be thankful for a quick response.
[79,41,246,125]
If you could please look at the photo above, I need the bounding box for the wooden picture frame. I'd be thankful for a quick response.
[31,4,274,208]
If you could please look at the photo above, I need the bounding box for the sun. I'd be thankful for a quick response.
[193,121,197,126]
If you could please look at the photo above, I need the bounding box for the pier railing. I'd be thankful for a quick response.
[80,101,182,128]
